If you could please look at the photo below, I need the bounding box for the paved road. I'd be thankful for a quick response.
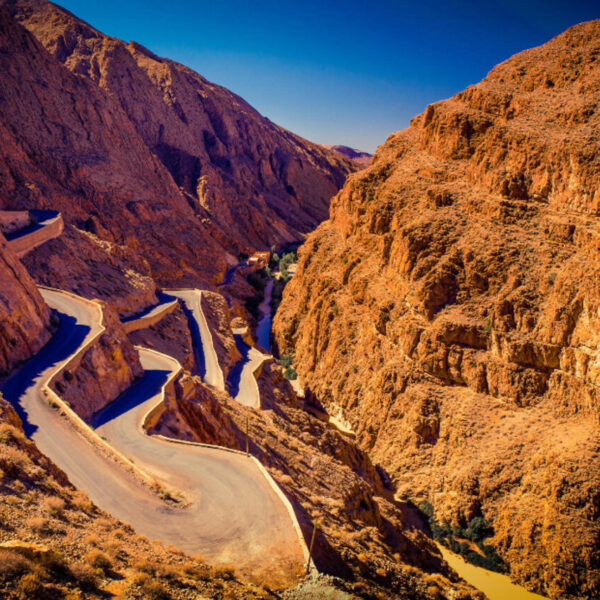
[228,336,269,409]
[2,289,303,585]
[4,210,63,257]
[93,347,303,583]
[163,290,225,390]
[228,279,272,408]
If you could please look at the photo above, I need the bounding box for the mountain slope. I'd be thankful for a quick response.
[0,6,233,312]
[274,20,600,599]
[4,0,354,251]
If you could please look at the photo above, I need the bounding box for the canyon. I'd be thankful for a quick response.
[0,1,598,599]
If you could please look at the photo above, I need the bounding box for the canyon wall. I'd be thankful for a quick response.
[274,20,600,600]
[150,368,482,600]
[0,232,52,375]
[52,303,143,422]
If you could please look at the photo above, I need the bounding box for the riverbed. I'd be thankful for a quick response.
[437,544,548,600]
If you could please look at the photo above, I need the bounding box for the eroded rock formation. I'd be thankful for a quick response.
[151,366,481,600]
[0,233,52,376]
[52,303,142,422]
[274,20,600,599]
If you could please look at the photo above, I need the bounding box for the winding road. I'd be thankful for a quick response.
[162,289,225,390]
[1,214,305,586]
[2,288,303,585]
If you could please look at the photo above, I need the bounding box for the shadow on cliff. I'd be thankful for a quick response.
[92,369,170,428]
[159,292,206,379]
[0,310,88,437]
[227,334,250,398]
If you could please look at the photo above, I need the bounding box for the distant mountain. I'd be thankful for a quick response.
[322,144,372,167]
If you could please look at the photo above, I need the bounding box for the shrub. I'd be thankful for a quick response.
[280,354,293,368]
[466,516,492,541]
[71,490,94,514]
[0,423,21,445]
[70,562,98,590]
[84,549,112,574]
[0,549,33,582]
[27,517,51,536]
[211,564,236,580]
[418,500,434,519]
[0,445,30,477]
[283,367,297,381]
[483,317,492,334]
[17,572,45,599]
[133,572,170,599]
[43,496,66,518]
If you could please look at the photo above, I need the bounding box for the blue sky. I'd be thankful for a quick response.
[57,0,599,153]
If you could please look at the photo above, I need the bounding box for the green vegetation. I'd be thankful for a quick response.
[483,317,492,334]
[280,354,294,368]
[417,501,507,574]
[283,367,298,381]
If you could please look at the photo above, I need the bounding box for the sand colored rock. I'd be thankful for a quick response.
[152,365,482,600]
[322,145,372,168]
[128,302,196,372]
[274,20,600,599]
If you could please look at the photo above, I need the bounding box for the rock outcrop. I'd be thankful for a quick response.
[3,0,354,255]
[0,232,52,376]
[51,303,142,422]
[0,5,230,308]
[274,20,600,599]
[151,368,481,600]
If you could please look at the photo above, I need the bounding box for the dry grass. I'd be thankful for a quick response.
[42,496,66,518]
[84,549,112,574]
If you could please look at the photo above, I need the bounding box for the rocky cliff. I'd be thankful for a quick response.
[0,232,52,376]
[150,367,481,600]
[0,5,231,313]
[52,303,143,423]
[274,20,600,599]
[3,0,354,255]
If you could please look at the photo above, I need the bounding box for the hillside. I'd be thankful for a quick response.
[3,0,354,253]
[274,20,600,599]
[0,0,353,315]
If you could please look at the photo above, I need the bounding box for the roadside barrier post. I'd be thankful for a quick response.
[305,520,319,574]
[245,414,249,456]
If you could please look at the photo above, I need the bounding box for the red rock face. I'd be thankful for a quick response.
[3,0,354,254]
[0,6,232,310]
[274,20,600,599]
[0,232,52,376]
